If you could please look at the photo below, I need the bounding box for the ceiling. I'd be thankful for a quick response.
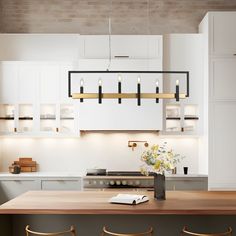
[1,0,236,34]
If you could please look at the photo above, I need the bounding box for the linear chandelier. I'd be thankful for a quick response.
[68,71,189,106]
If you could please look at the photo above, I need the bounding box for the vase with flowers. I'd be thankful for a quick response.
[141,142,184,200]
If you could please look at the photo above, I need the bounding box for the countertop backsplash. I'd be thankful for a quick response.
[0,133,207,175]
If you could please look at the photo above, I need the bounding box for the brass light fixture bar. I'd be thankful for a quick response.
[72,93,187,99]
[68,71,189,105]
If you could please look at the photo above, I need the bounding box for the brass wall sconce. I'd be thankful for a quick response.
[128,140,149,151]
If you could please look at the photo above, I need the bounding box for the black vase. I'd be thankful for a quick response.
[154,173,166,200]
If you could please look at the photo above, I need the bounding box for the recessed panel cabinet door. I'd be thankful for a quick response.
[211,12,236,55]
[211,58,236,100]
[0,62,17,103]
[40,64,60,103]
[18,63,38,103]
[209,103,236,189]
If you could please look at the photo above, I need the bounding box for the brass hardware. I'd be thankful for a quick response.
[25,225,76,236]
[14,127,17,132]
[181,226,233,236]
[56,127,59,132]
[72,93,186,100]
[102,226,153,236]
[128,140,149,151]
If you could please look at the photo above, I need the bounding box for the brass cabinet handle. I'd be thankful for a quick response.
[56,127,59,132]
[14,127,17,132]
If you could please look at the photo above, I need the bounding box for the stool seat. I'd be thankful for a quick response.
[102,226,153,236]
[181,226,233,236]
[25,225,76,236]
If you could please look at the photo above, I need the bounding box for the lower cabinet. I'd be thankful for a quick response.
[41,179,82,191]
[0,177,82,204]
[0,179,40,204]
[166,177,208,191]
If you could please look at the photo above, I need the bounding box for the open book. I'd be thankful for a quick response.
[109,194,149,205]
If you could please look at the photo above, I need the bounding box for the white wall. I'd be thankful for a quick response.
[0,134,200,175]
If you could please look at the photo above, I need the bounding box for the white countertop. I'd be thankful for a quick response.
[0,172,83,178]
[0,172,208,178]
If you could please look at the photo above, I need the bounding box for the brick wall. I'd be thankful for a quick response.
[1,0,236,34]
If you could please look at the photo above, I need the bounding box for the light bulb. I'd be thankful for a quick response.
[118,74,122,82]
[176,80,179,86]
[80,78,84,86]
[156,80,159,87]
[98,78,102,86]
[137,76,141,84]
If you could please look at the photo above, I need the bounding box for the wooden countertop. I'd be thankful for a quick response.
[0,191,236,215]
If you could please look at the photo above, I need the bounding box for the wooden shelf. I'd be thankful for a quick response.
[0,117,14,120]
[19,117,33,120]
[166,117,181,120]
[184,117,199,120]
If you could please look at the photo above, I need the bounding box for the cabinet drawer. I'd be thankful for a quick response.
[41,179,81,190]
[0,179,39,203]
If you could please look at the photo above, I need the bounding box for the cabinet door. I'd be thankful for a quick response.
[171,179,208,191]
[0,62,18,103]
[40,64,60,103]
[84,36,109,59]
[18,63,38,103]
[211,12,236,55]
[111,36,162,59]
[41,179,82,190]
[209,103,236,190]
[211,58,236,100]
[0,179,40,203]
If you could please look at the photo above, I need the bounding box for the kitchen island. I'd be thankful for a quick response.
[0,191,236,236]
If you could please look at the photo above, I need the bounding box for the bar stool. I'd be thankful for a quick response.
[101,226,153,236]
[25,225,76,236]
[181,226,233,236]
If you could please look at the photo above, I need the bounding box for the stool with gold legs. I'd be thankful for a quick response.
[101,226,153,236]
[181,226,232,236]
[25,225,76,236]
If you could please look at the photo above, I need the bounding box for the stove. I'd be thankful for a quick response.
[83,171,154,190]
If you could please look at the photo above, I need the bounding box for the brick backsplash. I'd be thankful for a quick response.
[1,0,236,34]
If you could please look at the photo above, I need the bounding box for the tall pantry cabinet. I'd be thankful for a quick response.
[200,12,236,190]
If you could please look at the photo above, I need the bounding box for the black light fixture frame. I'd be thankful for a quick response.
[68,70,189,100]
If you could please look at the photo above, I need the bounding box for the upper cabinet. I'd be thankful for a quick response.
[81,35,162,59]
[163,34,204,135]
[0,62,18,103]
[210,12,236,56]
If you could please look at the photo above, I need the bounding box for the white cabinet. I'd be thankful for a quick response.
[41,179,81,190]
[210,12,236,55]
[82,35,162,59]
[0,179,40,203]
[211,58,236,100]
[40,64,60,103]
[163,34,204,135]
[75,60,163,130]
[209,103,236,189]
[200,12,236,189]
[18,63,38,103]
[0,62,18,103]
[83,36,109,59]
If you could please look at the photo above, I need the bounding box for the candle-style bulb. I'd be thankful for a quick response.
[176,80,179,86]
[137,76,141,84]
[118,74,122,82]
[98,78,102,86]
[80,78,84,86]
[156,80,159,87]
